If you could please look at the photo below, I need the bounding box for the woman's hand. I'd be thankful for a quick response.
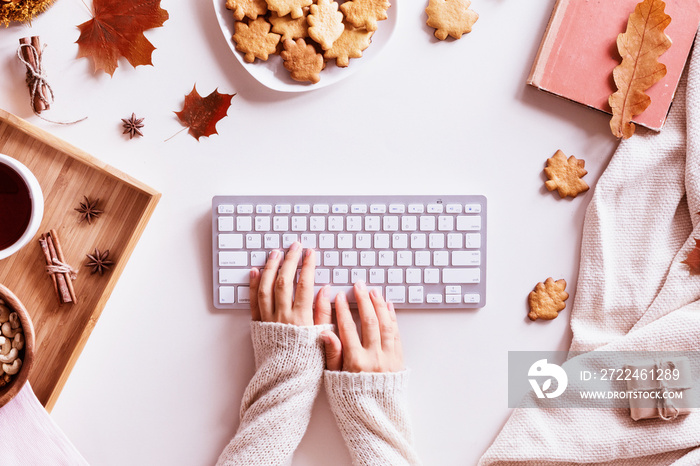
[322,282,404,372]
[249,242,332,327]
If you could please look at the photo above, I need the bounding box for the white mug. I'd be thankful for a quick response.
[0,154,44,260]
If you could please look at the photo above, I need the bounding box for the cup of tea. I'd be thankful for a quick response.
[0,155,44,260]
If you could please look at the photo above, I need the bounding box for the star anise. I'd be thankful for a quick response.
[75,196,103,224]
[121,113,144,139]
[85,248,114,276]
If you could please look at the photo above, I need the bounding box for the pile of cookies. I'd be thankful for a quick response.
[0,299,24,389]
[226,0,390,84]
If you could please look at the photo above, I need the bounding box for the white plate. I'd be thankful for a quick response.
[212,0,398,92]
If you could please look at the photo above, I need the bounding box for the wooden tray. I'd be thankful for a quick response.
[0,109,160,411]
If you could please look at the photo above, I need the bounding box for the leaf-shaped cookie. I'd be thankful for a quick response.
[609,0,672,139]
[528,278,569,321]
[281,38,325,83]
[544,150,589,199]
[425,0,478,41]
[308,0,345,50]
[340,0,390,32]
[266,0,311,19]
[270,11,309,42]
[226,0,268,21]
[324,26,374,67]
[232,17,281,63]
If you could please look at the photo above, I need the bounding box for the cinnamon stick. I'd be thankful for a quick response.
[49,229,77,304]
[39,235,61,305]
[45,234,71,304]
[18,36,49,114]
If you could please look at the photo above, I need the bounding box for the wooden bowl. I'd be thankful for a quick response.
[0,284,35,408]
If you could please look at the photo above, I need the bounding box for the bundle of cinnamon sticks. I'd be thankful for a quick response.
[39,229,77,305]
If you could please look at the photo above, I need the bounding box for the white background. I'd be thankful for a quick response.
[0,0,622,464]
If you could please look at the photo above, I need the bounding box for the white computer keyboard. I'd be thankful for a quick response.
[212,195,487,309]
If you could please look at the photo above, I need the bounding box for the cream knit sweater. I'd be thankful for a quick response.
[216,321,421,466]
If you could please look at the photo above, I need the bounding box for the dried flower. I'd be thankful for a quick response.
[85,248,114,276]
[75,196,103,224]
[121,113,144,139]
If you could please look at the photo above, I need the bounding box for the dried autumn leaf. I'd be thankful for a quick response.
[682,238,700,274]
[174,85,236,141]
[609,0,672,139]
[76,0,169,76]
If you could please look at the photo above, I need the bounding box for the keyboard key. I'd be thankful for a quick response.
[255,216,271,231]
[351,204,368,213]
[319,234,334,249]
[328,216,344,231]
[446,286,462,294]
[452,251,480,266]
[346,216,362,231]
[313,204,329,213]
[427,293,443,304]
[282,234,299,248]
[446,204,462,213]
[408,204,424,213]
[218,204,234,214]
[389,204,405,213]
[420,216,436,231]
[294,204,311,213]
[447,233,463,249]
[219,234,243,249]
[370,204,386,213]
[406,269,421,284]
[324,251,340,266]
[219,268,250,284]
[397,251,412,266]
[351,269,367,283]
[356,234,371,249]
[424,268,440,283]
[383,216,399,231]
[365,216,380,231]
[219,251,248,267]
[332,204,348,213]
[386,286,406,303]
[301,234,317,248]
[238,287,251,304]
[246,234,262,249]
[465,204,482,213]
[466,233,481,248]
[374,234,390,249]
[456,216,482,231]
[388,268,403,283]
[342,251,358,266]
[410,233,426,249]
[433,251,448,266]
[251,251,266,266]
[273,216,289,231]
[291,216,307,231]
[402,216,418,231]
[443,268,481,284]
[314,286,361,303]
[237,216,252,231]
[275,204,292,214]
[310,216,325,231]
[237,205,253,214]
[408,286,424,303]
[360,251,376,266]
[256,205,272,214]
[415,251,430,266]
[218,217,234,232]
[429,233,445,249]
[392,234,408,249]
[438,216,454,231]
[219,286,235,303]
[369,268,385,283]
[264,234,280,249]
[378,251,394,266]
[464,293,481,304]
[315,269,331,284]
[337,234,353,249]
[446,294,461,304]
[427,203,443,213]
[333,269,349,284]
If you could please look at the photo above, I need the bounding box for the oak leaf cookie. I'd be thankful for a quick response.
[233,18,281,63]
[226,0,268,21]
[544,150,590,198]
[308,0,345,50]
[340,0,391,32]
[266,0,313,19]
[281,38,325,83]
[270,10,310,42]
[528,278,569,321]
[425,0,478,40]
[324,25,374,67]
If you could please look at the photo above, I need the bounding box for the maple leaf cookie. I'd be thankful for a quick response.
[528,278,569,321]
[281,38,325,83]
[266,0,312,19]
[425,0,478,40]
[233,18,281,63]
[340,0,391,32]
[226,0,268,21]
[324,25,374,67]
[308,0,345,50]
[544,150,590,198]
[270,10,310,42]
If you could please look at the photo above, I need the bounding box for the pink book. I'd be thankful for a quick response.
[528,0,700,131]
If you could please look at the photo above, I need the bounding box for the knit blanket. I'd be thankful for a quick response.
[479,30,700,466]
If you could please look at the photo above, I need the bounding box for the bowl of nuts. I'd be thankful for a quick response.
[0,284,35,408]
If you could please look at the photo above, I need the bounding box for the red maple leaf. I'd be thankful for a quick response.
[76,0,169,76]
[174,86,236,140]
[682,238,700,274]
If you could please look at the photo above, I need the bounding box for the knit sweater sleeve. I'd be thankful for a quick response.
[216,321,332,466]
[324,370,422,466]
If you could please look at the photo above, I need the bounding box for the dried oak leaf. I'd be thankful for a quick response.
[682,238,700,274]
[76,0,169,76]
[609,0,672,139]
[174,85,236,141]
[528,278,569,321]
